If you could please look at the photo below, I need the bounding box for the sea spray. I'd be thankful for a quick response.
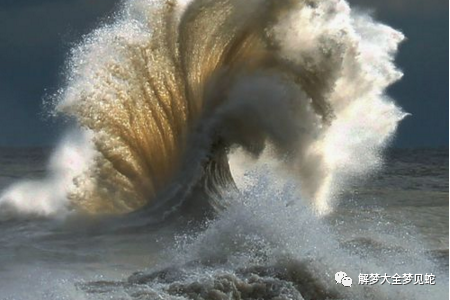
[0,2,447,300]
[80,170,447,299]
[1,0,406,216]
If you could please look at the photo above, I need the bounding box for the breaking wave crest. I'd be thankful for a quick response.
[1,2,448,299]
[1,0,405,217]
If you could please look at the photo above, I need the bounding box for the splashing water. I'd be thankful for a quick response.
[2,0,406,216]
[78,171,447,300]
[1,1,445,299]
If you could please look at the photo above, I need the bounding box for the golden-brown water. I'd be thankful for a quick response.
[19,0,404,215]
[2,1,446,299]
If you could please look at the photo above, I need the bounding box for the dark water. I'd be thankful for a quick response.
[0,148,448,300]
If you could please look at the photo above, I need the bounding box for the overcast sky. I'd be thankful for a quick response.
[0,0,448,147]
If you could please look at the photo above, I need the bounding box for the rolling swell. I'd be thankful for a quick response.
[1,0,405,217]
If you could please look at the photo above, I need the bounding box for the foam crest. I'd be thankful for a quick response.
[1,0,405,216]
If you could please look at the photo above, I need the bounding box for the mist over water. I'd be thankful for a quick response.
[0,0,447,299]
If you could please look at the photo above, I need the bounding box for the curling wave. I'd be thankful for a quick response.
[0,0,405,216]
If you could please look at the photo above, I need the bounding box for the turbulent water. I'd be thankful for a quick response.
[0,0,448,299]
[0,148,448,299]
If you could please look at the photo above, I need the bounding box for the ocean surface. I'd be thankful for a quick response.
[0,1,447,299]
[0,147,447,299]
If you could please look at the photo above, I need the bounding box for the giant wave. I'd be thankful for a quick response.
[0,0,406,217]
